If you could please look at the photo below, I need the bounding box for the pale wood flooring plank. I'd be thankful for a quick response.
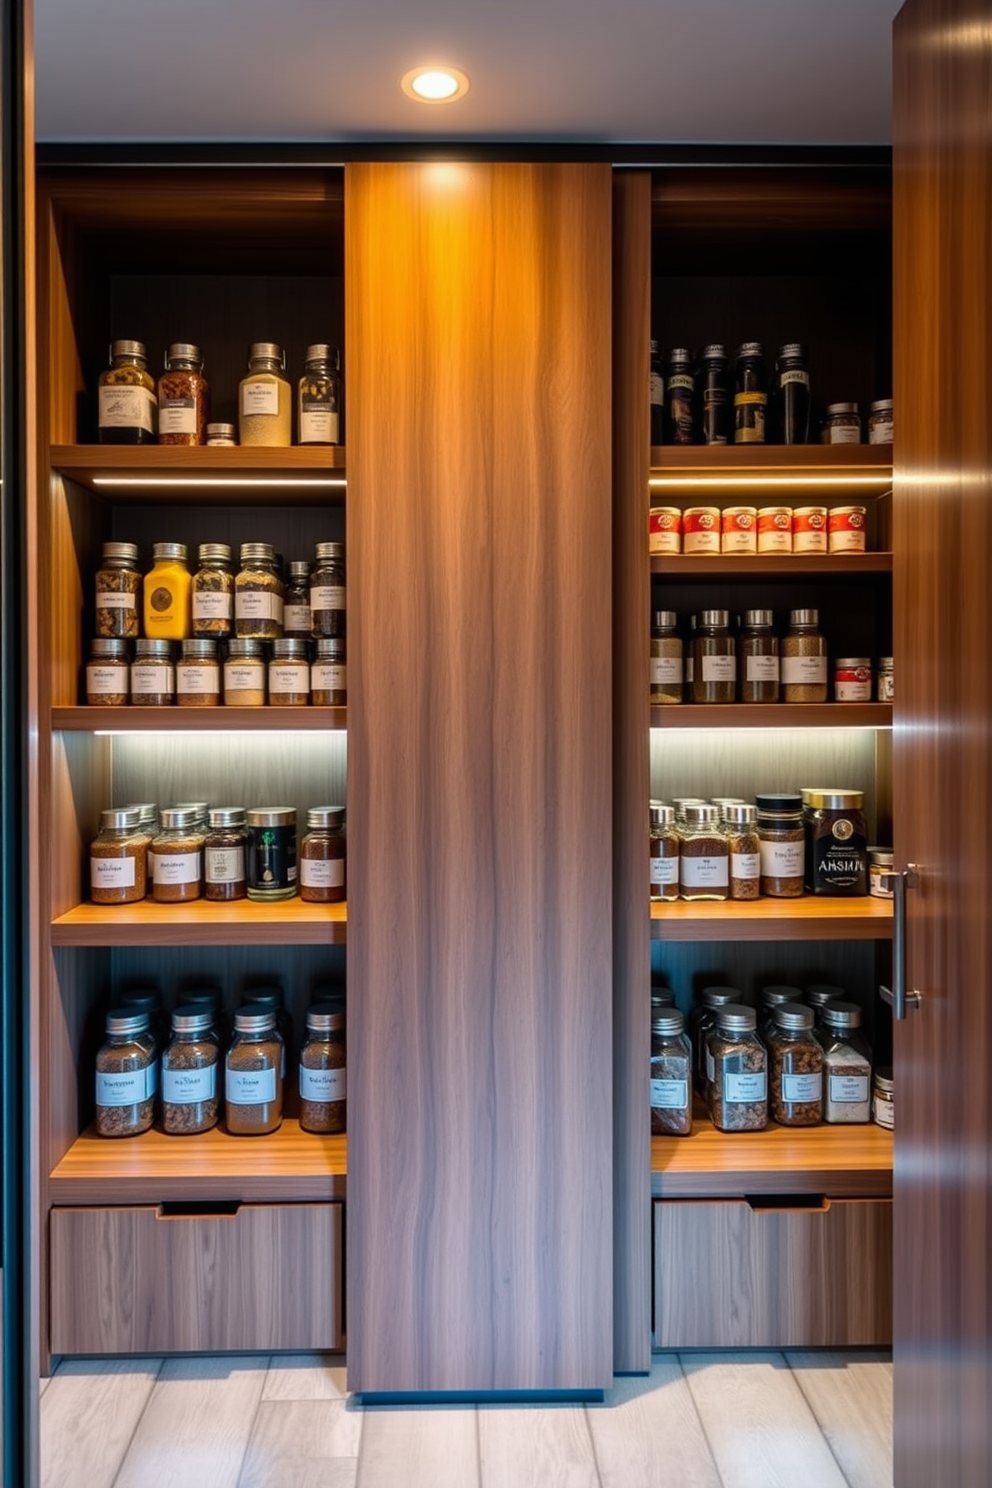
[238,1400,361,1488]
[479,1404,600,1488]
[112,1355,269,1488]
[262,1354,349,1401]
[588,1355,722,1488]
[40,1358,161,1488]
[680,1352,848,1488]
[357,1404,479,1488]
[786,1350,893,1488]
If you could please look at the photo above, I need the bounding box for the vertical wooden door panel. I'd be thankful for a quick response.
[346,163,614,1394]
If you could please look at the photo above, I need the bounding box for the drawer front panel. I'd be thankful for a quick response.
[653,1197,892,1349]
[51,1202,342,1355]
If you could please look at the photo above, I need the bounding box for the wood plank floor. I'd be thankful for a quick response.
[39,1351,892,1488]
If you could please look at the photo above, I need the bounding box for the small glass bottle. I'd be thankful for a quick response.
[759,984,805,1044]
[118,987,168,1057]
[690,986,741,1095]
[299,1003,347,1134]
[649,801,679,903]
[158,342,210,446]
[691,609,735,703]
[822,402,861,444]
[239,342,291,447]
[268,638,310,706]
[664,347,695,445]
[649,339,665,446]
[86,638,130,706]
[143,542,191,641]
[225,1007,284,1136]
[818,1001,872,1124]
[739,608,779,703]
[772,343,810,445]
[150,807,204,904]
[768,1004,823,1126]
[311,637,346,706]
[310,541,346,638]
[707,1005,768,1132]
[679,804,729,902]
[698,344,731,445]
[161,1009,220,1135]
[177,987,226,1047]
[235,542,284,639]
[95,1010,157,1137]
[203,806,248,902]
[98,340,157,445]
[868,399,894,445]
[300,806,346,903]
[95,541,141,639]
[297,344,342,446]
[725,803,760,901]
[781,608,827,703]
[650,609,683,706]
[873,1067,894,1129]
[733,342,767,445]
[755,792,805,897]
[877,656,894,702]
[283,561,313,640]
[191,543,234,639]
[90,807,148,905]
[650,1009,692,1136]
[131,639,175,706]
[176,638,220,707]
[224,638,267,706]
[205,422,237,447]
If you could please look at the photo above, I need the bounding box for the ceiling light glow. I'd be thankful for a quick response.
[401,65,470,105]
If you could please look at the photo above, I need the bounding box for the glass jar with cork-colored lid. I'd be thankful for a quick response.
[98,340,157,444]
[239,342,291,447]
[95,541,141,638]
[299,1003,347,1133]
[299,806,346,903]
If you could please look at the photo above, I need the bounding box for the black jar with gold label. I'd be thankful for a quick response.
[801,788,868,896]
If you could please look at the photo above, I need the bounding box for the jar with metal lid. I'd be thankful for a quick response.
[725,803,760,901]
[739,609,779,703]
[868,399,894,445]
[651,985,676,1013]
[691,609,735,704]
[90,807,148,905]
[269,638,310,706]
[650,1009,692,1136]
[299,1003,347,1133]
[95,1010,157,1136]
[118,987,168,1056]
[834,657,872,702]
[236,542,284,639]
[98,340,157,444]
[131,639,175,706]
[150,807,204,904]
[873,1067,894,1129]
[126,803,158,881]
[205,422,237,447]
[801,787,868,896]
[300,805,346,903]
[243,989,293,1076]
[283,560,313,640]
[203,806,247,901]
[158,342,210,446]
[176,638,220,707]
[310,541,346,638]
[671,796,707,823]
[191,543,234,638]
[768,1004,823,1126]
[224,638,267,706]
[781,608,827,703]
[239,342,291,447]
[822,402,861,444]
[698,344,730,445]
[297,344,342,446]
[649,339,665,445]
[679,804,729,902]
[143,542,191,641]
[664,347,695,444]
[690,986,742,1094]
[759,984,804,1043]
[708,1005,768,1132]
[711,797,746,818]
[869,846,894,899]
[312,637,346,706]
[174,800,209,831]
[649,801,679,903]
[246,807,297,901]
[877,656,894,702]
[772,343,810,444]
[755,792,805,897]
[733,342,767,445]
[162,1010,220,1135]
[650,609,683,705]
[817,1001,872,1123]
[805,984,848,1026]
[177,987,226,1047]
[225,1007,284,1135]
[95,541,141,638]
[86,638,130,706]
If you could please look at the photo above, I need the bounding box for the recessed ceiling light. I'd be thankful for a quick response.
[401,65,470,104]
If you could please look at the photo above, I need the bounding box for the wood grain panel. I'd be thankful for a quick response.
[892,4,992,1483]
[787,1351,894,1488]
[54,706,347,732]
[346,162,614,1393]
[654,1199,892,1348]
[51,898,347,947]
[39,1358,161,1488]
[50,1202,343,1354]
[611,171,652,1375]
[652,1122,893,1200]
[652,704,892,728]
[651,897,892,942]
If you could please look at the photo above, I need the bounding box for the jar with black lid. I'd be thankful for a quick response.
[299,1003,347,1133]
[664,347,695,444]
[98,340,157,444]
[801,787,868,895]
[650,1009,692,1136]
[246,807,297,901]
[768,1004,823,1126]
[158,342,210,446]
[176,638,220,707]
[300,806,346,903]
[310,542,346,638]
[772,343,810,445]
[162,1009,220,1135]
[297,344,342,446]
[204,806,247,901]
[95,541,141,638]
[739,609,779,703]
[707,1005,768,1132]
[755,791,805,897]
[649,802,679,903]
[733,342,767,445]
[691,609,735,703]
[312,637,346,706]
[649,340,665,445]
[236,542,284,640]
[131,639,175,706]
[269,638,311,707]
[86,638,130,706]
[95,1010,156,1137]
[679,804,729,902]
[283,561,313,640]
[225,1007,283,1135]
[191,543,234,639]
[698,344,730,445]
[690,986,742,1094]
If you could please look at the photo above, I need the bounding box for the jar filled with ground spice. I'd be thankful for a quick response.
[143,542,191,641]
[691,609,735,704]
[158,343,210,446]
[299,1003,347,1133]
[822,402,861,444]
[90,807,148,905]
[162,1009,220,1135]
[311,638,346,706]
[650,1009,692,1136]
[708,1005,768,1131]
[86,638,131,706]
[759,984,805,1043]
[269,638,310,706]
[679,804,729,902]
[734,342,767,445]
[801,787,868,896]
[817,1001,872,1124]
[203,806,247,902]
[95,1010,157,1136]
[781,609,827,703]
[150,807,204,904]
[725,803,760,901]
[191,543,234,639]
[650,610,683,705]
[95,541,141,638]
[224,638,267,706]
[873,1067,894,1129]
[225,1007,284,1135]
[768,1004,823,1126]
[690,986,742,1094]
[649,802,679,903]
[310,542,346,638]
[283,561,312,640]
[236,542,284,639]
[739,609,779,703]
[755,792,805,897]
[239,342,291,447]
[299,806,346,903]
[297,345,342,446]
[176,639,220,707]
[98,340,157,444]
[131,639,175,706]
[243,990,293,1076]
[246,807,297,901]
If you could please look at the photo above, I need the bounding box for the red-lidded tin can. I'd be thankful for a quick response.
[721,506,757,554]
[757,506,792,553]
[828,505,867,553]
[683,507,721,555]
[793,506,828,553]
[649,507,682,554]
[834,658,872,702]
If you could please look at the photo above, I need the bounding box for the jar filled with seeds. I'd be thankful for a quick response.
[739,609,779,703]
[297,344,342,446]
[95,1010,157,1137]
[283,561,313,640]
[246,807,297,901]
[90,807,148,905]
[873,1067,894,1129]
[98,340,157,444]
[708,1005,768,1131]
[691,609,735,703]
[299,806,346,903]
[311,637,346,706]
[131,639,175,706]
[725,803,760,900]
[236,542,284,639]
[310,541,346,638]
[176,638,220,707]
[650,1009,692,1136]
[768,1003,823,1126]
[86,638,130,706]
[679,804,728,902]
[203,806,247,902]
[690,986,741,1094]
[191,543,234,639]
[781,609,827,703]
[162,1009,220,1135]
[649,801,679,903]
[239,342,291,447]
[224,638,267,706]
[299,1003,347,1133]
[822,402,861,444]
[225,1007,284,1135]
[157,342,210,446]
[755,792,805,897]
[759,984,804,1043]
[817,1001,872,1123]
[269,638,310,706]
[95,541,141,638]
[868,399,894,445]
[150,807,204,904]
[650,610,683,705]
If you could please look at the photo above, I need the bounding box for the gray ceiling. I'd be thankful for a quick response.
[34,0,902,145]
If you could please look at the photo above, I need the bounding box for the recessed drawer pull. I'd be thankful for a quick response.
[157,1201,242,1220]
[746,1194,830,1214]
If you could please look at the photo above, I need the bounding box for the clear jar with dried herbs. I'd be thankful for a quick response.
[768,1004,823,1126]
[236,542,284,639]
[725,803,760,901]
[299,1003,346,1133]
[150,807,204,904]
[239,342,291,447]
[707,1005,768,1132]
[98,340,157,444]
[650,609,683,705]
[297,344,342,446]
[95,1010,157,1137]
[269,638,310,706]
[679,803,728,902]
[90,807,148,905]
[158,342,210,446]
[95,541,141,638]
[755,792,805,897]
[817,1001,872,1124]
[691,609,735,703]
[225,1007,284,1135]
[311,637,346,705]
[86,638,130,706]
[739,609,779,703]
[781,609,827,703]
[203,806,247,901]
[649,801,679,902]
[650,1009,692,1136]
[283,561,313,640]
[162,1009,220,1135]
[131,639,175,706]
[176,638,220,707]
[191,543,234,638]
[310,541,346,638]
[299,805,346,903]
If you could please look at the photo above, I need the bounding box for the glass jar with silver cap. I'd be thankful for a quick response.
[297,344,342,446]
[239,342,291,447]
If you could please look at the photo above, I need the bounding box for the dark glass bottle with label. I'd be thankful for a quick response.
[665,347,695,445]
[773,342,811,444]
[698,344,731,445]
[649,339,665,446]
[734,342,767,445]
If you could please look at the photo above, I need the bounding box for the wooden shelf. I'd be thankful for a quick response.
[50,1120,347,1204]
[649,443,893,495]
[652,1117,892,1199]
[50,444,347,505]
[651,896,892,942]
[51,898,347,947]
[53,705,346,732]
[651,551,892,578]
[651,702,891,729]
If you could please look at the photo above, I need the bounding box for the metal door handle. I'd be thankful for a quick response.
[879,865,922,1019]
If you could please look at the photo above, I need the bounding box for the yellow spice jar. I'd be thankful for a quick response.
[143,542,192,640]
[239,342,292,447]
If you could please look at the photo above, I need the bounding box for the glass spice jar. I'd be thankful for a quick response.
[650,609,683,705]
[649,339,665,446]
[739,608,779,703]
[243,989,293,1076]
[869,846,894,899]
[781,608,827,703]
[239,342,291,447]
[95,1010,157,1137]
[725,803,760,901]
[801,787,868,896]
[177,987,227,1047]
[143,542,191,641]
[86,638,130,706]
[311,637,346,706]
[877,656,894,702]
[203,806,248,901]
[191,543,234,638]
[224,638,267,706]
[733,341,767,445]
[176,638,220,707]
[759,984,805,1043]
[117,988,168,1058]
[873,1066,894,1129]
[95,541,141,638]
[868,399,894,445]
[297,344,342,446]
[299,1003,347,1134]
[126,803,158,882]
[246,807,297,901]
[755,792,805,897]
[817,1001,872,1124]
[310,541,346,638]
[157,342,210,446]
[768,1004,823,1126]
[98,339,157,445]
[664,347,695,445]
[822,402,861,444]
[283,560,313,640]
[649,801,679,903]
[236,542,284,639]
[205,422,237,447]
[161,1009,220,1135]
[708,1005,768,1132]
[225,1007,284,1136]
[90,807,148,905]
[131,639,175,706]
[268,638,310,706]
[772,343,810,444]
[691,986,742,1095]
[805,984,848,1029]
[698,343,731,445]
[679,804,729,902]
[650,1009,692,1136]
[691,609,735,703]
[150,806,204,904]
[299,806,346,903]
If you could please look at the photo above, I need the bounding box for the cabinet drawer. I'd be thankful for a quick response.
[653,1196,892,1349]
[50,1201,343,1355]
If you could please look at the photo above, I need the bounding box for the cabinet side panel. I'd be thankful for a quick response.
[347,162,614,1393]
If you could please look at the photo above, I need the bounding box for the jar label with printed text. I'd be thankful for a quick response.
[681,854,729,888]
[830,1073,869,1104]
[651,656,683,685]
[270,664,309,694]
[131,664,172,694]
[312,663,346,692]
[241,382,279,416]
[159,398,198,435]
[91,856,136,889]
[206,846,246,884]
[746,655,779,682]
[650,855,679,886]
[96,591,136,610]
[285,604,311,633]
[300,1065,347,1101]
[724,1070,766,1103]
[701,655,736,682]
[759,839,804,877]
[99,384,156,433]
[300,857,345,889]
[227,1066,277,1104]
[177,664,220,696]
[731,851,760,881]
[781,654,827,685]
[163,1065,217,1103]
[225,662,265,691]
[96,1066,155,1107]
[782,1072,822,1103]
[236,590,283,622]
[311,585,346,611]
[300,404,340,444]
[86,664,128,696]
[193,590,232,620]
[650,1078,688,1110]
[153,850,201,885]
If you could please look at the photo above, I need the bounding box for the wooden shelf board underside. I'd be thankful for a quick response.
[51,899,347,946]
[650,443,892,485]
[53,706,346,732]
[651,896,893,942]
[652,1119,893,1199]
[51,444,347,504]
[651,552,893,578]
[651,703,891,728]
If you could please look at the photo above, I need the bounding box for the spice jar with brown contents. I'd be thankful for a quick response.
[224,639,267,706]
[192,543,234,639]
[679,804,729,902]
[649,801,679,902]
[86,639,130,706]
[90,807,148,905]
[781,608,827,703]
[158,343,210,446]
[98,340,157,444]
[299,806,346,903]
[225,1007,284,1135]
[176,639,221,707]
[203,806,247,901]
[161,1009,220,1135]
[95,1010,156,1137]
[739,609,779,703]
[239,342,291,447]
[311,638,346,705]
[725,803,760,900]
[236,542,284,640]
[283,561,313,640]
[95,542,141,638]
[691,609,735,703]
[150,807,204,904]
[299,1003,347,1133]
[269,639,311,706]
[768,1004,823,1126]
[310,542,346,638]
[650,1009,692,1136]
[755,792,805,897]
[131,639,175,706]
[297,345,342,446]
[707,1005,768,1132]
[650,610,683,705]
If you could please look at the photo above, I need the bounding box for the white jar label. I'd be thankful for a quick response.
[177,663,220,695]
[724,1071,766,1103]
[869,418,894,445]
[236,590,282,621]
[781,654,827,684]
[701,655,735,682]
[96,1066,155,1106]
[681,854,729,888]
[835,679,872,701]
[311,584,346,611]
[96,591,136,610]
[225,662,265,691]
[131,664,172,693]
[269,663,309,694]
[99,384,156,433]
[650,855,679,886]
[284,604,311,633]
[226,1066,277,1104]
[153,850,201,885]
[651,656,683,685]
[91,856,136,889]
[873,1095,894,1129]
[782,1072,822,1103]
[205,845,245,884]
[759,839,805,877]
[731,851,760,881]
[721,531,757,554]
[241,382,279,416]
[300,407,340,444]
[163,1065,217,1103]
[300,1065,346,1101]
[86,664,127,695]
[300,857,345,888]
[312,663,346,692]
[650,1078,688,1110]
[746,655,779,682]
[159,399,198,434]
[649,371,664,406]
[193,590,232,620]
[826,425,862,445]
[830,1073,870,1104]
[780,369,810,388]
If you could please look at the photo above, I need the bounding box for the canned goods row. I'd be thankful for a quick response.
[650,504,868,556]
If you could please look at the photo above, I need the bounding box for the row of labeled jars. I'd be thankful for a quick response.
[86,636,345,707]
[649,504,868,555]
[98,340,342,448]
[95,540,344,643]
[95,1000,345,1139]
[90,804,345,906]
